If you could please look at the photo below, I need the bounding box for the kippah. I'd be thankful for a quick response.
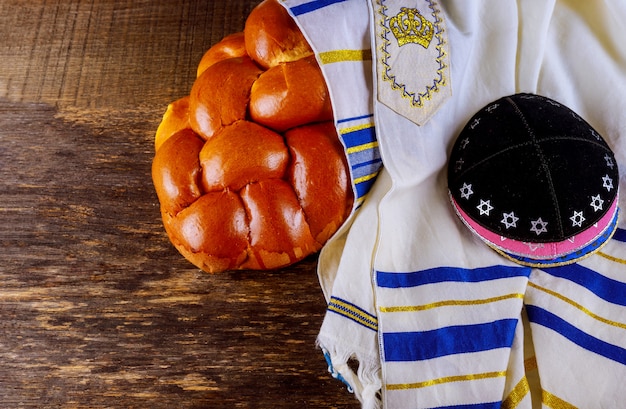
[448,93,619,267]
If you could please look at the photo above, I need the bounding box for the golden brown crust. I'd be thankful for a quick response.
[163,191,250,273]
[240,179,320,270]
[152,0,354,273]
[285,122,353,244]
[199,120,289,192]
[154,96,190,151]
[152,128,204,216]
[244,0,313,69]
[197,32,247,77]
[249,56,333,132]
[188,56,263,140]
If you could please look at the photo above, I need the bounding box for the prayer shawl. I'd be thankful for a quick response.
[281,1,626,408]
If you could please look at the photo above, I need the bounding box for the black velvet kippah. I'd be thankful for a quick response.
[448,93,619,266]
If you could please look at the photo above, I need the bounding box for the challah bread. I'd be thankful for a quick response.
[199,120,289,192]
[197,32,247,77]
[154,96,190,151]
[152,0,353,273]
[189,56,263,140]
[250,55,333,132]
[240,179,320,270]
[244,0,313,69]
[285,122,352,244]
[153,128,204,215]
[164,189,250,273]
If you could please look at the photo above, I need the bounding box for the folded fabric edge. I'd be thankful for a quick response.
[317,333,383,409]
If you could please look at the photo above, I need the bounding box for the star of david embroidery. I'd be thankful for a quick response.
[477,199,493,216]
[570,210,585,227]
[455,158,464,172]
[590,194,604,212]
[530,218,548,236]
[526,242,545,252]
[591,129,601,140]
[604,154,615,169]
[486,103,499,113]
[460,183,473,199]
[602,175,614,192]
[501,212,519,229]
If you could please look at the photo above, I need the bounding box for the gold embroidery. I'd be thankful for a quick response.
[379,293,524,313]
[528,282,626,330]
[318,49,373,65]
[353,173,378,185]
[542,390,579,409]
[492,244,602,268]
[355,195,367,207]
[501,376,530,409]
[346,141,379,155]
[340,123,375,135]
[491,216,618,268]
[386,371,506,391]
[377,0,448,108]
[500,358,539,409]
[389,8,434,48]
[327,297,378,331]
[598,251,626,265]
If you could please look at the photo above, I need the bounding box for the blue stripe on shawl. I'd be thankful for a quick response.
[541,263,626,306]
[383,319,518,362]
[290,0,347,16]
[352,156,382,171]
[327,296,378,332]
[526,305,626,366]
[338,124,381,199]
[348,148,381,179]
[341,126,377,149]
[355,177,378,199]
[613,228,626,242]
[376,266,531,289]
[337,113,374,124]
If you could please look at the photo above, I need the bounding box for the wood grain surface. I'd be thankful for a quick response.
[0,1,359,407]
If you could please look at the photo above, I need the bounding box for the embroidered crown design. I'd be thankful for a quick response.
[389,7,434,49]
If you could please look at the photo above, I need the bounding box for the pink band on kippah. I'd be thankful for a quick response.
[451,195,618,260]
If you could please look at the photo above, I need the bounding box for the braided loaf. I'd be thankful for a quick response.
[152,0,353,273]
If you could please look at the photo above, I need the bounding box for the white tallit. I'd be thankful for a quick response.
[281,1,626,408]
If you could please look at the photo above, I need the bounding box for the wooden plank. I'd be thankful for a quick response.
[0,1,360,407]
[0,0,257,108]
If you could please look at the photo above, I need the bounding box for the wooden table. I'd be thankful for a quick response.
[0,1,359,407]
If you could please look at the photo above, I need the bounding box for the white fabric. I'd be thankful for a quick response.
[281,0,626,408]
[284,0,383,298]
[318,169,390,409]
[371,0,452,125]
